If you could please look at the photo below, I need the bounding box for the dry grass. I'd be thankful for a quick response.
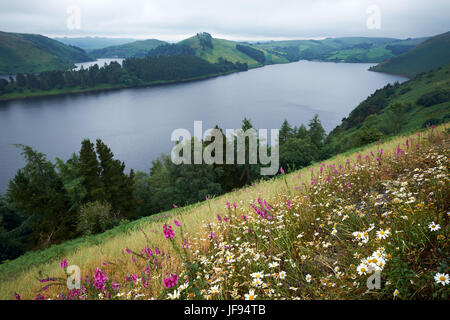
[0,124,448,300]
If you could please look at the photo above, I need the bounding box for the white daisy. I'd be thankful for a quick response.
[268,262,279,268]
[357,264,369,275]
[428,222,441,232]
[376,229,390,240]
[244,290,257,300]
[434,273,449,286]
[251,271,264,279]
[305,274,312,283]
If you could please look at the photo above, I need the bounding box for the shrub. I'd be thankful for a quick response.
[76,201,118,236]
[417,90,450,107]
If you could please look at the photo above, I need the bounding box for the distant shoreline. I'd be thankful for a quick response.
[0,68,247,102]
[0,59,399,103]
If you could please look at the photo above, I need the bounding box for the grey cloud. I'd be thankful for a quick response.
[0,0,448,41]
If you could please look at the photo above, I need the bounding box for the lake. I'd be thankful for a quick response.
[0,61,407,193]
[73,58,124,71]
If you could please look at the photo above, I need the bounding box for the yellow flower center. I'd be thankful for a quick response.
[440,276,445,281]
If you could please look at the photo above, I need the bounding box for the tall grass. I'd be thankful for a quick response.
[1,124,448,300]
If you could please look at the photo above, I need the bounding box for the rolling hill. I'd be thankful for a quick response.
[370,31,450,78]
[254,36,428,63]
[53,37,136,51]
[90,33,289,67]
[177,33,289,68]
[90,39,168,58]
[326,63,450,155]
[0,31,92,74]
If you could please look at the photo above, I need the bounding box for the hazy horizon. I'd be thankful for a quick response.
[0,0,449,42]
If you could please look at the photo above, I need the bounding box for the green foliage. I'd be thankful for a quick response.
[79,139,104,202]
[147,44,195,57]
[96,139,137,219]
[280,137,317,171]
[383,102,410,135]
[236,44,266,64]
[279,120,294,144]
[308,114,326,150]
[197,32,213,49]
[276,116,326,173]
[6,145,74,247]
[76,201,118,236]
[417,89,450,107]
[326,63,450,156]
[1,139,137,262]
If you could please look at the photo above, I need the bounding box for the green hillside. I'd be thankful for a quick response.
[370,31,450,78]
[90,39,168,58]
[326,63,450,155]
[254,36,428,63]
[54,37,135,51]
[178,33,288,68]
[0,31,92,74]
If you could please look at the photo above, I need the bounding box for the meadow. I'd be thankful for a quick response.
[1,125,448,300]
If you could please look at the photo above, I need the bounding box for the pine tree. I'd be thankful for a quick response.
[96,139,137,219]
[279,119,294,145]
[308,114,326,150]
[79,139,104,202]
[7,145,73,246]
[296,124,309,140]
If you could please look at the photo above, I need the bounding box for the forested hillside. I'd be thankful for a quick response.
[325,63,450,155]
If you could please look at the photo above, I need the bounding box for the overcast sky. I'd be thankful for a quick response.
[0,0,449,41]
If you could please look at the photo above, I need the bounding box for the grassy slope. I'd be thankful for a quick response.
[0,31,92,74]
[371,31,450,78]
[0,124,447,299]
[179,36,289,68]
[254,37,428,63]
[328,63,450,149]
[90,39,168,58]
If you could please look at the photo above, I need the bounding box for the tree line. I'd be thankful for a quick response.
[0,55,248,96]
[236,44,266,64]
[0,115,327,262]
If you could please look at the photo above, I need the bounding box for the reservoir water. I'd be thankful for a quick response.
[0,60,407,193]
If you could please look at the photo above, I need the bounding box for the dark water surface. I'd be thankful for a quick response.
[0,61,407,193]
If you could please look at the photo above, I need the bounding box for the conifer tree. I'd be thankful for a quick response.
[96,139,137,219]
[308,114,326,150]
[279,119,294,145]
[79,139,104,202]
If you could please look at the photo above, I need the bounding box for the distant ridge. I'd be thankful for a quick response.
[90,39,168,58]
[0,31,92,74]
[370,31,450,78]
[53,37,136,51]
